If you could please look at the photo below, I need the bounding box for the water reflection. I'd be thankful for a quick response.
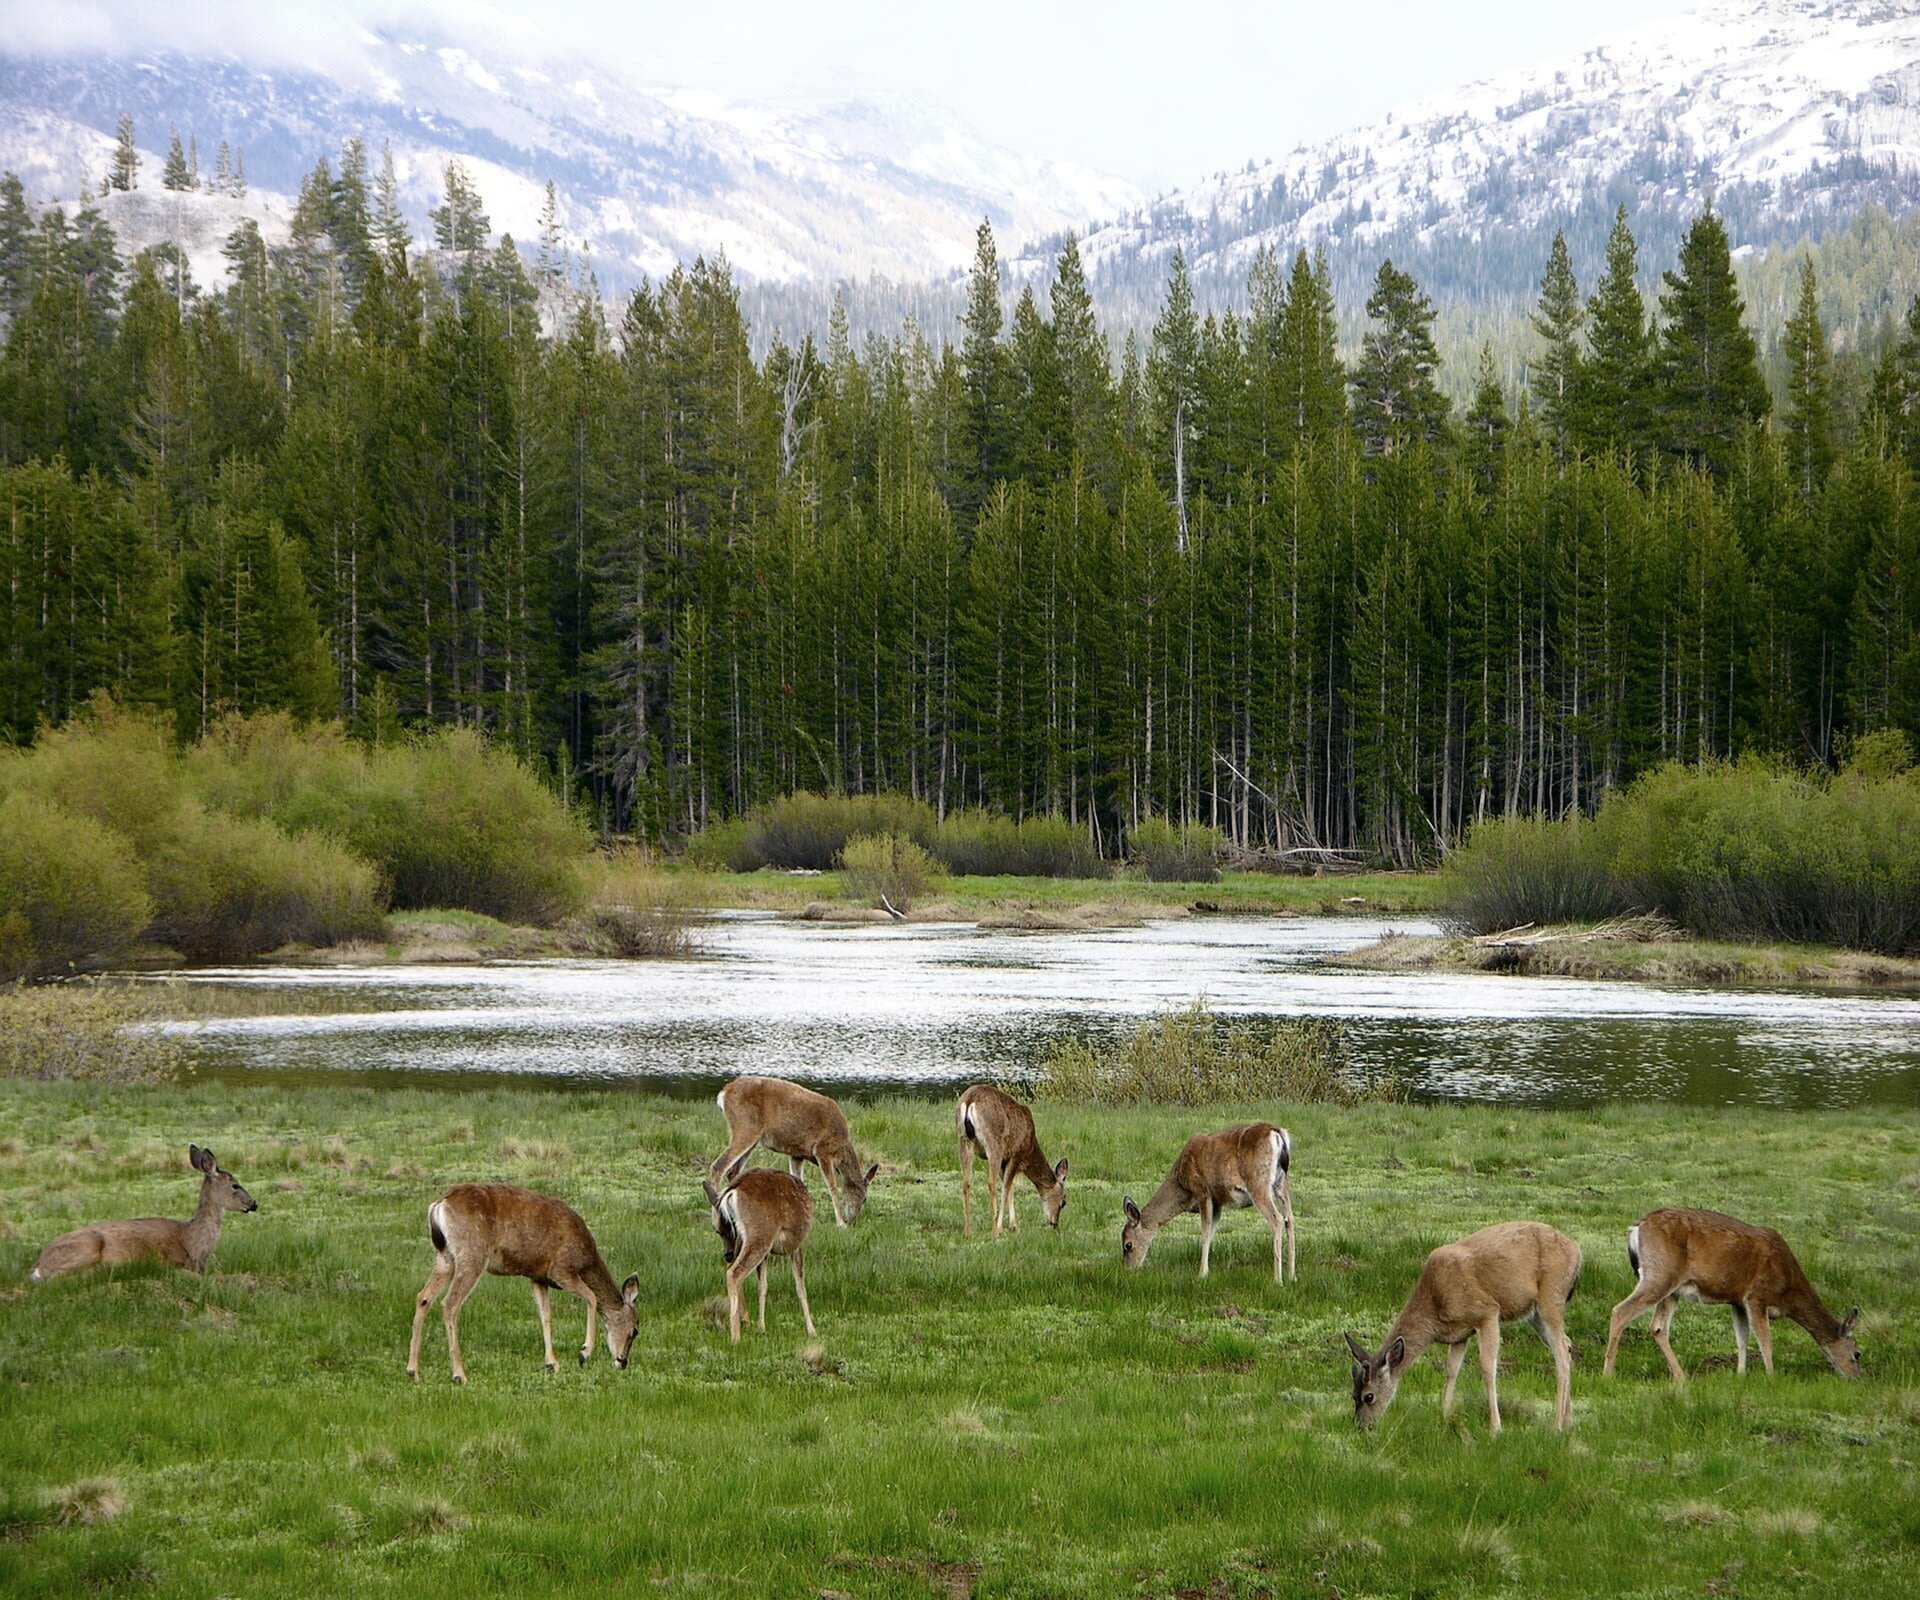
[155,914,1920,1109]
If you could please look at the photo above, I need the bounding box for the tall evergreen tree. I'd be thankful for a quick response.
[1146,248,1199,544]
[1529,230,1583,462]
[959,218,1008,515]
[1578,206,1655,464]
[1781,256,1835,508]
[1352,259,1446,457]
[0,171,31,321]
[372,142,410,258]
[162,127,191,191]
[110,115,139,192]
[1654,208,1770,474]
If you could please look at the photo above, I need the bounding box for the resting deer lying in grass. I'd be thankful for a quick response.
[32,1144,256,1281]
[1120,1122,1294,1281]
[1346,1221,1582,1435]
[712,1075,878,1226]
[1603,1207,1860,1382]
[406,1182,640,1384]
[956,1084,1068,1236]
[704,1155,815,1344]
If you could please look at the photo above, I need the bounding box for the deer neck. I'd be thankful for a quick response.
[182,1179,223,1271]
[1381,1297,1441,1372]
[1016,1139,1057,1194]
[1138,1175,1192,1236]
[1778,1274,1844,1343]
[576,1253,624,1314]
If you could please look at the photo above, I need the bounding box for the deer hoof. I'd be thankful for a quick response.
[546,1360,558,1373]
[452,1373,465,1386]
[578,1351,589,1367]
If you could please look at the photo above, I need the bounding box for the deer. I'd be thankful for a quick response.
[1120,1122,1294,1282]
[711,1075,878,1227]
[703,1154,816,1344]
[956,1083,1068,1236]
[406,1182,640,1384]
[1345,1220,1582,1435]
[1602,1207,1861,1383]
[31,1144,257,1281]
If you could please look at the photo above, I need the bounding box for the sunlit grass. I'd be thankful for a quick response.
[3,1082,1915,1597]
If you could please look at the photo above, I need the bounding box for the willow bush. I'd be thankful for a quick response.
[743,792,938,871]
[1127,818,1223,883]
[931,812,1108,878]
[837,832,942,912]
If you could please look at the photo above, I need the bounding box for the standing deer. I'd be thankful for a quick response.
[406,1182,640,1384]
[703,1155,816,1344]
[1120,1122,1294,1281]
[1345,1221,1582,1435]
[711,1075,878,1226]
[956,1084,1068,1236]
[1603,1207,1861,1382]
[31,1144,256,1281]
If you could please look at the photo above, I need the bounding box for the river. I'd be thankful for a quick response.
[151,913,1920,1109]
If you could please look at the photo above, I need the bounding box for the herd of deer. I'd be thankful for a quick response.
[31,1076,1863,1431]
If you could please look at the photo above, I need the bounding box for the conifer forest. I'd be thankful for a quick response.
[2,139,1917,864]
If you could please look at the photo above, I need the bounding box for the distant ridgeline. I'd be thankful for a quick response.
[2,133,1919,866]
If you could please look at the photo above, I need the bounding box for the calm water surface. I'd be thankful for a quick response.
[156,915,1920,1109]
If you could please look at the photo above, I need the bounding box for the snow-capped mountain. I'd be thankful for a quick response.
[1015,0,1920,322]
[0,29,1140,290]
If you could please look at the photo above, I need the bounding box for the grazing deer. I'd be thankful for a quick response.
[31,1144,256,1281]
[703,1156,816,1344]
[956,1084,1068,1236]
[1120,1122,1294,1281]
[711,1075,878,1227]
[1603,1207,1861,1382]
[406,1182,640,1384]
[1345,1221,1582,1435]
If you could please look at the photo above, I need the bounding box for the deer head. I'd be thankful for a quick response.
[1040,1158,1070,1229]
[838,1161,881,1224]
[1120,1196,1152,1268]
[605,1274,641,1368]
[190,1145,257,1214]
[1822,1307,1862,1378]
[1346,1330,1406,1429]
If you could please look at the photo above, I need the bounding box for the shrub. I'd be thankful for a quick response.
[570,847,697,958]
[1438,814,1631,935]
[684,816,763,872]
[932,811,1109,878]
[4,700,186,856]
[745,792,937,871]
[0,984,178,1082]
[1127,817,1222,883]
[145,808,386,960]
[837,832,942,912]
[0,794,152,980]
[1035,1004,1395,1107]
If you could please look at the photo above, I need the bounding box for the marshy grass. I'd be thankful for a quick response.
[0,1081,1914,1597]
[1036,1003,1401,1108]
[0,985,179,1083]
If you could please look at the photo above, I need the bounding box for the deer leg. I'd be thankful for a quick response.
[533,1282,558,1372]
[581,1296,597,1366]
[1198,1198,1217,1278]
[1278,1173,1295,1283]
[439,1256,487,1384]
[1650,1295,1686,1383]
[408,1253,454,1379]
[727,1244,771,1344]
[1604,1281,1669,1377]
[819,1154,847,1227]
[1478,1316,1503,1435]
[1250,1186,1284,1285]
[1537,1301,1573,1430]
[1731,1303,1750,1375]
[1004,1160,1019,1232]
[1749,1303,1775,1376]
[960,1137,974,1235]
[1441,1340,1469,1417]
[987,1151,1004,1238]
[757,1261,769,1331]
[710,1131,761,1183]
[790,1249,815,1337]
[787,1156,805,1180]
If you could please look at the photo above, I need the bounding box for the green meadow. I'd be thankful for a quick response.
[3,1082,1916,1598]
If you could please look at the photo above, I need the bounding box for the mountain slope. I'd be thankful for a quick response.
[1017,0,1920,328]
[0,30,1139,291]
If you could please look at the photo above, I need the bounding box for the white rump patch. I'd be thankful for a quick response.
[1627,1224,1641,1278]
[719,1190,742,1232]
[1268,1129,1286,1191]
[715,1088,728,1113]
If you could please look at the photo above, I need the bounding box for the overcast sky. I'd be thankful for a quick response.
[8,0,1703,189]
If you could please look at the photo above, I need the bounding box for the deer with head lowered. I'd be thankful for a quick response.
[1603,1207,1860,1382]
[406,1182,640,1384]
[711,1075,877,1227]
[1346,1220,1582,1435]
[703,1153,815,1344]
[32,1144,256,1281]
[957,1084,1068,1236]
[1120,1122,1293,1281]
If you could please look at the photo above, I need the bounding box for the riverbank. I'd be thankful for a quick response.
[1340,926,1920,993]
[4,1081,1916,1598]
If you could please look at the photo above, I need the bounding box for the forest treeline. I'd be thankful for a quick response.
[2,138,1919,863]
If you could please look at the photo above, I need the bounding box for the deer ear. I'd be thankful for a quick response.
[1054,1158,1069,1182]
[1343,1331,1370,1366]
[701,1180,720,1208]
[864,1163,879,1185]
[622,1274,640,1308]
[723,1149,751,1184]
[1386,1337,1406,1373]
[1123,1197,1141,1224]
[189,1145,213,1174]
[1842,1306,1860,1335]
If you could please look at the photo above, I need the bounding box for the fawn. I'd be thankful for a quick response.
[703,1154,816,1344]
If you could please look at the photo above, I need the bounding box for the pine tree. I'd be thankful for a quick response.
[1529,230,1583,462]
[372,141,410,258]
[162,127,191,191]
[1781,256,1835,508]
[188,134,199,187]
[1146,248,1199,544]
[331,138,374,299]
[1463,344,1510,497]
[1578,206,1655,465]
[535,181,567,292]
[1352,258,1446,457]
[959,217,1008,514]
[212,140,231,194]
[1277,248,1345,450]
[1048,235,1109,470]
[0,171,32,320]
[231,149,247,198]
[110,115,139,192]
[1654,207,1770,474]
